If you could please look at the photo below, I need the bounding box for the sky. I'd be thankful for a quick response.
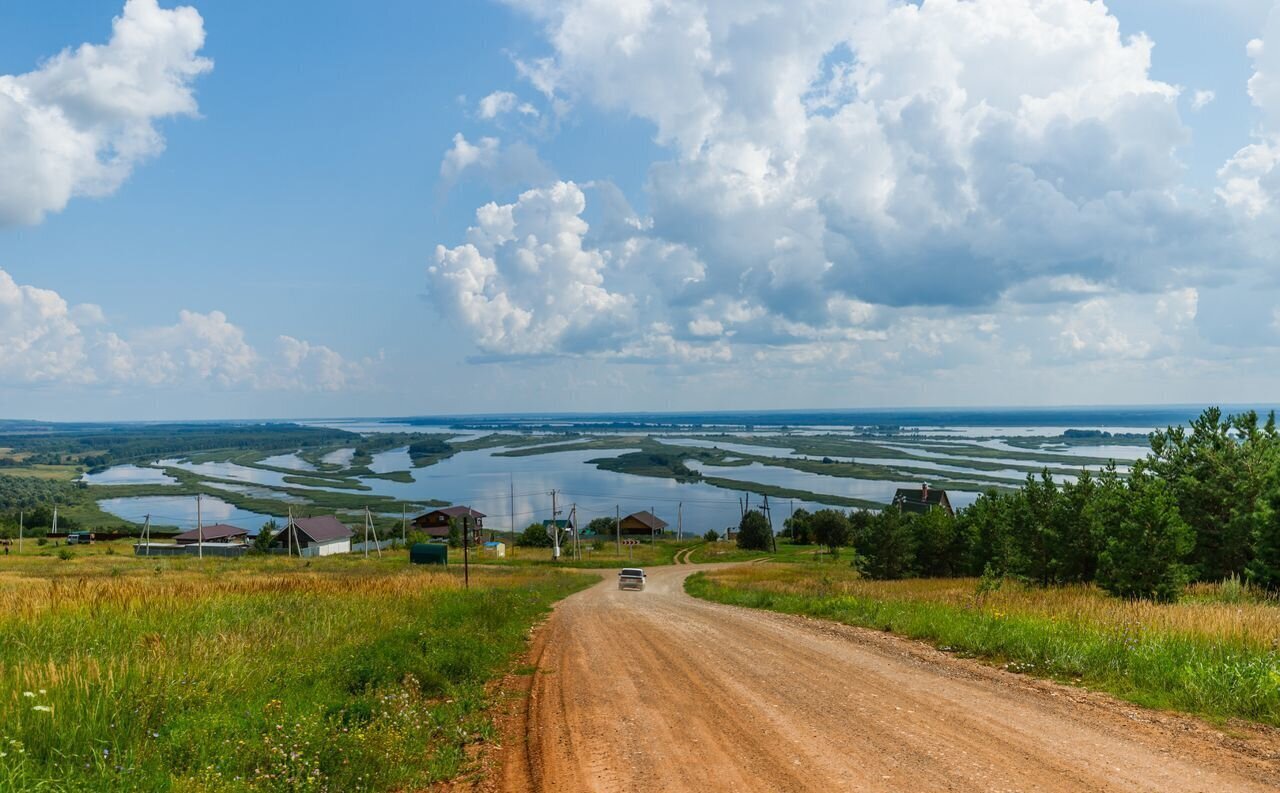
[1,0,1280,421]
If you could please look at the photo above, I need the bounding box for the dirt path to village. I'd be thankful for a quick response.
[494,564,1280,792]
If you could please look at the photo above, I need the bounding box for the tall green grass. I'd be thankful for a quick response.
[686,566,1280,726]
[0,555,592,791]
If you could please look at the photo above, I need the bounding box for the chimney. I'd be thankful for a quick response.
[921,482,929,502]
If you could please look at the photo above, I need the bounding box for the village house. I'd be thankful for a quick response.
[173,524,248,545]
[542,517,574,534]
[412,506,485,543]
[892,483,954,517]
[269,515,353,557]
[618,510,668,536]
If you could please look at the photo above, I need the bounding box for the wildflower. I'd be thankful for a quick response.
[21,692,34,698]
[38,690,46,695]
[32,705,52,713]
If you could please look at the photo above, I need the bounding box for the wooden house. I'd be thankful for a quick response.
[412,506,486,542]
[892,484,954,517]
[618,510,668,536]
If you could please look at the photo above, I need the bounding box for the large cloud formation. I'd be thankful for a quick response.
[0,268,363,391]
[0,0,211,227]
[430,0,1280,388]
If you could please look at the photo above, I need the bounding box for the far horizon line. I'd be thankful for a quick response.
[4,402,1278,427]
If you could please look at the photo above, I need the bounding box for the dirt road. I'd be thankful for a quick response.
[498,564,1280,792]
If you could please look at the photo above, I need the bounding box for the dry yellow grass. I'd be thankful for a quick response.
[709,565,1280,650]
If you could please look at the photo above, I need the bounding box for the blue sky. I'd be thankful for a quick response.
[1,0,1279,420]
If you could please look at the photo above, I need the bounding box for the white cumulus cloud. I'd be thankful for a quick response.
[429,181,637,358]
[1191,89,1217,110]
[0,0,212,227]
[439,132,554,192]
[0,270,91,383]
[0,269,364,392]
[478,90,518,119]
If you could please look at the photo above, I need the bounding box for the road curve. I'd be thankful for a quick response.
[498,565,1280,792]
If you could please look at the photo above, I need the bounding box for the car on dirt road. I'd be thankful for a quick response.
[618,568,646,591]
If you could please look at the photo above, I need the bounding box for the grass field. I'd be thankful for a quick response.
[686,564,1280,727]
[0,464,81,481]
[688,540,847,564]
[0,553,593,791]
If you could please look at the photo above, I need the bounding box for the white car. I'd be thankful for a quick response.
[618,568,646,591]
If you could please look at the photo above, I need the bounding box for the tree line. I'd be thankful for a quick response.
[735,407,1280,601]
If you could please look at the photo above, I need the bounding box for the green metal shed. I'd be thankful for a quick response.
[410,543,448,565]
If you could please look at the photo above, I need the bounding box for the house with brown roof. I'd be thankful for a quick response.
[618,510,668,536]
[412,506,485,542]
[173,524,248,545]
[269,515,353,557]
[892,484,954,517]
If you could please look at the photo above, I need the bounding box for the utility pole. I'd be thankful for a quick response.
[142,515,151,556]
[196,493,203,560]
[365,507,381,558]
[549,489,561,559]
[52,506,57,537]
[677,501,683,542]
[615,505,621,556]
[401,504,407,545]
[462,515,470,589]
[287,506,295,558]
[651,505,656,544]
[763,494,776,553]
[571,504,579,560]
[17,510,23,554]
[510,474,516,558]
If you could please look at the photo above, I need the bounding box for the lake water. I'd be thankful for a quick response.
[96,494,282,532]
[652,437,802,458]
[359,446,848,535]
[259,452,316,471]
[876,443,1128,474]
[204,482,308,504]
[686,460,982,510]
[368,446,412,473]
[158,459,315,490]
[92,412,1178,530]
[80,465,176,485]
[321,447,355,466]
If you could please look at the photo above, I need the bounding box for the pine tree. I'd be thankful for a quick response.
[1055,469,1099,582]
[863,508,916,579]
[1096,474,1194,602]
[912,507,958,577]
[1245,473,1280,590]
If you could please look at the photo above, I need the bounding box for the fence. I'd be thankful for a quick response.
[350,538,400,554]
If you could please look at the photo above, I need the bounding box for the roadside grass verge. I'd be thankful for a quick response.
[685,565,1280,727]
[483,539,700,569]
[0,554,594,791]
[688,541,849,565]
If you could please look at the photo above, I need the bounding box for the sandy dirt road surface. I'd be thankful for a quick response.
[495,563,1280,792]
